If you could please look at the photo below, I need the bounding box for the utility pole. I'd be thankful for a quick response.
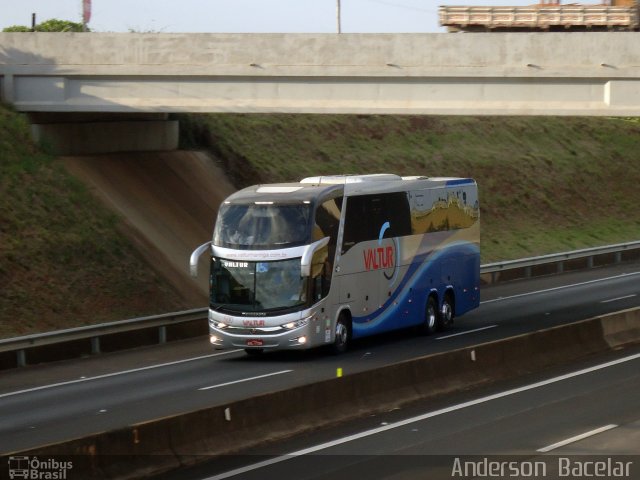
[82,0,91,32]
[336,0,342,33]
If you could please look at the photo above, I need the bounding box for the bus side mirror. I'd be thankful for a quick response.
[300,237,330,277]
[190,241,212,277]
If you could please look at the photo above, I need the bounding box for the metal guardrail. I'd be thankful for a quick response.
[1,241,639,368]
[0,308,207,367]
[481,240,640,283]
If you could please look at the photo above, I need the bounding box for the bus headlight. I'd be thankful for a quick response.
[281,318,309,330]
[214,322,228,330]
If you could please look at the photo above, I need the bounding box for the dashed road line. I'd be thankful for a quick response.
[198,370,293,391]
[537,424,618,453]
[436,325,498,340]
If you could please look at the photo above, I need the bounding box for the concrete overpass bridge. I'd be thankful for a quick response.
[1,32,639,152]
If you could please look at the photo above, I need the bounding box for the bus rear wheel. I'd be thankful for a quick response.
[421,295,439,335]
[332,314,351,354]
[440,293,455,330]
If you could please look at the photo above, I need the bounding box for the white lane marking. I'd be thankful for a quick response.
[198,370,293,391]
[3,272,637,400]
[480,271,640,305]
[0,349,241,400]
[206,352,640,480]
[436,325,497,340]
[601,294,637,304]
[537,424,618,453]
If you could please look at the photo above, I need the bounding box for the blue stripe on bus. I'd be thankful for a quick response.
[351,241,479,338]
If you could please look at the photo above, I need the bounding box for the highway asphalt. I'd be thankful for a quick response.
[171,346,640,480]
[1,262,639,455]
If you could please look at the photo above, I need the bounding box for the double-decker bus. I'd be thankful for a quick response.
[191,174,480,354]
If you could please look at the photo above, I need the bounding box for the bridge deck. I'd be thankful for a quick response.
[1,32,639,115]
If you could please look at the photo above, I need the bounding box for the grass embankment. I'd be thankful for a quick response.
[180,114,640,262]
[2,109,639,338]
[0,105,188,338]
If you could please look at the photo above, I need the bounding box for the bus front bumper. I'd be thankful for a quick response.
[209,326,314,351]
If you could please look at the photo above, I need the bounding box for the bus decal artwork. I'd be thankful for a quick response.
[378,221,400,284]
[378,221,391,240]
[383,238,400,286]
[362,221,400,286]
[382,238,400,287]
[352,241,479,332]
[363,246,394,271]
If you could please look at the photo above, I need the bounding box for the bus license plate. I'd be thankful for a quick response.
[246,339,263,347]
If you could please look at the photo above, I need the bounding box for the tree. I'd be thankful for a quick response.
[2,19,89,33]
[3,25,31,32]
[36,19,87,32]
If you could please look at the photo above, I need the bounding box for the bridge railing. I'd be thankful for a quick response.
[1,241,639,369]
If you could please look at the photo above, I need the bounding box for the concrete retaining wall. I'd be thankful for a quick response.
[8,308,640,479]
[31,119,179,155]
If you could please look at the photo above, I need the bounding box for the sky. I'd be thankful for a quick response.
[1,0,542,34]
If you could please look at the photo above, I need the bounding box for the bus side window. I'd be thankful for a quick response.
[342,193,411,254]
[384,192,412,237]
[315,197,342,264]
[310,247,331,300]
[312,267,331,301]
[341,196,366,253]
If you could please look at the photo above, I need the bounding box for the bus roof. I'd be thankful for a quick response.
[223,175,476,204]
[301,174,475,194]
[301,174,475,188]
[223,182,343,205]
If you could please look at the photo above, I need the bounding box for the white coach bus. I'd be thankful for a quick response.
[190,174,480,354]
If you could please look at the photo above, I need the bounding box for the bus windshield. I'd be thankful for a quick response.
[214,203,312,250]
[210,257,308,314]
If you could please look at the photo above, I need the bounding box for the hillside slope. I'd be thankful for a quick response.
[63,151,235,302]
[182,114,640,262]
[0,105,193,338]
[3,106,639,338]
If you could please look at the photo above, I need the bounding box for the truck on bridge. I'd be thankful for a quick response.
[439,0,640,32]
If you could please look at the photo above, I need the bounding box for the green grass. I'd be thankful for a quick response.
[0,104,188,338]
[2,105,639,338]
[179,113,640,262]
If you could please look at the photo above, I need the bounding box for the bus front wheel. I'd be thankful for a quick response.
[332,314,351,354]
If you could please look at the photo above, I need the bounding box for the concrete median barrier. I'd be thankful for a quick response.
[600,307,640,348]
[8,308,640,479]
[3,422,180,480]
